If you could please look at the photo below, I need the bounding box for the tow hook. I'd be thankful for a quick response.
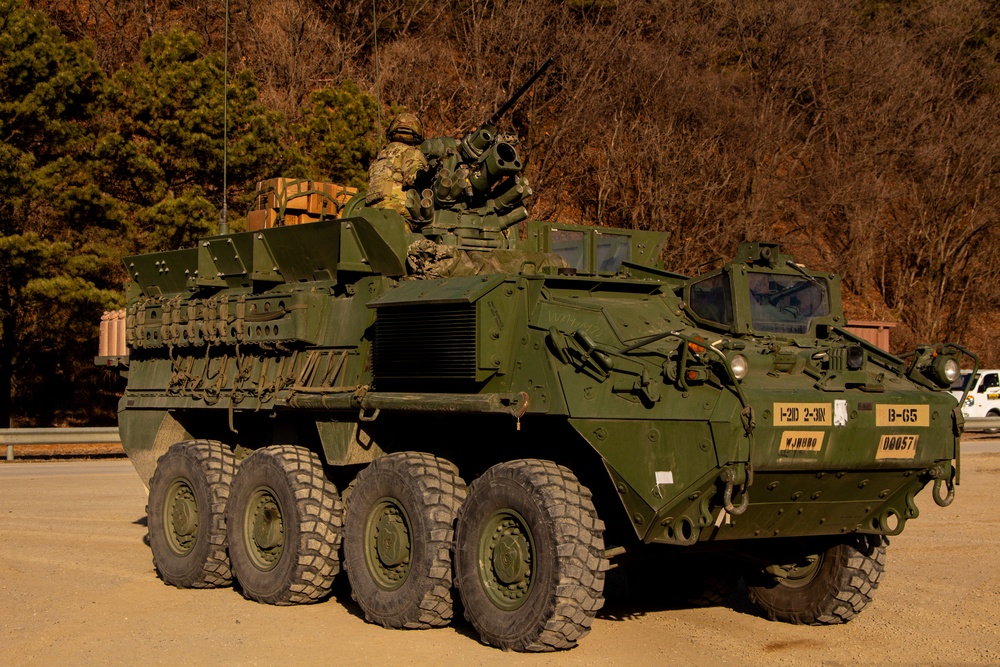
[720,467,749,515]
[929,466,956,507]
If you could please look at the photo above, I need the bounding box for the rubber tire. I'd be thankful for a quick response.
[986,409,1000,434]
[343,452,467,629]
[746,535,887,624]
[146,440,237,588]
[227,445,344,605]
[454,459,607,652]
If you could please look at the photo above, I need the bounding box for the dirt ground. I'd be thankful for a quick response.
[0,450,997,667]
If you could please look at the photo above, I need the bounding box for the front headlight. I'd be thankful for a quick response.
[730,354,749,380]
[846,345,864,371]
[931,356,960,388]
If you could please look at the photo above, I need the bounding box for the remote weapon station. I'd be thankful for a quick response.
[98,60,973,651]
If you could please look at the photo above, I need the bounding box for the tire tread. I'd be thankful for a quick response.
[230,445,344,605]
[456,459,607,652]
[148,440,237,589]
[344,451,467,629]
[747,534,887,625]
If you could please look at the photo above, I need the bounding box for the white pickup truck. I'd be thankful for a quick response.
[952,369,1000,431]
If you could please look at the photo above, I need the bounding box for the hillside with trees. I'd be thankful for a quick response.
[4,0,1000,425]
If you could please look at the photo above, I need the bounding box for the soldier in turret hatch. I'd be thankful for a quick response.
[366,112,429,230]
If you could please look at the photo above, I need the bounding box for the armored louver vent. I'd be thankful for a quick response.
[374,304,477,382]
[830,347,846,371]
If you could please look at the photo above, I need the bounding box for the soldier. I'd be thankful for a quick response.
[366,112,429,231]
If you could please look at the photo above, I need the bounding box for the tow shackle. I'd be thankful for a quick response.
[932,476,955,507]
[720,468,749,515]
[928,465,956,507]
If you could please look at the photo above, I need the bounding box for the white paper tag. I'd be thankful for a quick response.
[834,399,849,426]
[655,471,674,485]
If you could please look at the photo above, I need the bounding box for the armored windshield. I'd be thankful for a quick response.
[688,273,734,326]
[748,272,830,334]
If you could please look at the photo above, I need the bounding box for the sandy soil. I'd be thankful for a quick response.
[0,452,997,667]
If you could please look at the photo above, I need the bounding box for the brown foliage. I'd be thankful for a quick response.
[26,0,1000,364]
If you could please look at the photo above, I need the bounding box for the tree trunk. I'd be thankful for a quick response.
[0,281,14,428]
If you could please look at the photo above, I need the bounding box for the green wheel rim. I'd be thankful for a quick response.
[777,554,823,589]
[244,487,285,571]
[164,478,199,556]
[477,508,535,611]
[364,497,412,591]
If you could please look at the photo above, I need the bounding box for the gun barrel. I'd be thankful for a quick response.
[487,57,554,126]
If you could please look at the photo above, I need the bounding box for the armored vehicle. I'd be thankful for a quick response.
[97,69,975,652]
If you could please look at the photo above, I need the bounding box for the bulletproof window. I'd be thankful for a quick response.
[595,233,630,273]
[550,230,587,270]
[688,273,733,326]
[748,272,830,334]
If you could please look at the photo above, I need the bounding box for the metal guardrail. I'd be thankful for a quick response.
[965,417,1000,431]
[2,427,121,461]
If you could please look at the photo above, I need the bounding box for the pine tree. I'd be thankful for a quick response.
[0,0,119,426]
[289,81,381,189]
[97,27,286,251]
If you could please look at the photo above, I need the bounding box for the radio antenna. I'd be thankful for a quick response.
[219,0,230,235]
[372,0,382,146]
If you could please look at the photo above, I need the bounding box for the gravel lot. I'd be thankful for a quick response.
[1,448,997,666]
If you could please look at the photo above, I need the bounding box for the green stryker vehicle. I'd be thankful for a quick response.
[97,66,976,652]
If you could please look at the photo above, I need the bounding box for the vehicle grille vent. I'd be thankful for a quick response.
[830,347,846,371]
[374,304,477,382]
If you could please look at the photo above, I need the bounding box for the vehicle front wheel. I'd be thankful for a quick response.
[227,445,344,605]
[745,534,887,624]
[147,440,237,588]
[454,459,607,652]
[343,452,467,629]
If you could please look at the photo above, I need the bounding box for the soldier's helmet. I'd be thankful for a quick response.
[387,112,423,145]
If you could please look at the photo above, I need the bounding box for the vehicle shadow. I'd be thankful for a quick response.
[134,514,149,546]
[597,567,750,622]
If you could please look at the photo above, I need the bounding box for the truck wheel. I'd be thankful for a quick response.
[343,452,467,629]
[987,409,1000,434]
[454,459,607,652]
[227,445,343,605]
[147,440,237,588]
[745,535,887,624]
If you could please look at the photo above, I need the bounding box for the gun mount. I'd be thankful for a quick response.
[392,58,555,247]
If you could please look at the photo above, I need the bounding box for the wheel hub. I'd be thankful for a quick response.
[164,479,199,556]
[479,510,534,610]
[492,534,530,584]
[768,554,822,589]
[245,488,284,570]
[365,499,412,590]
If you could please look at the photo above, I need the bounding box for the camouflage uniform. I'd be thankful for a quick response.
[366,113,428,229]
[366,143,428,218]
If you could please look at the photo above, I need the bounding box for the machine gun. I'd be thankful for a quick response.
[460,57,554,162]
[417,58,555,238]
